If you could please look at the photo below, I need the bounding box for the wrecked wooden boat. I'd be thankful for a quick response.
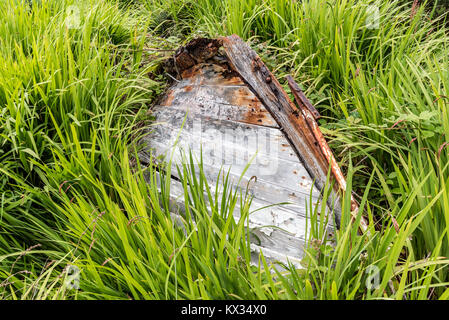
[139,35,359,266]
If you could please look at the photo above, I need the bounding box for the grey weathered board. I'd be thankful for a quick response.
[139,57,336,266]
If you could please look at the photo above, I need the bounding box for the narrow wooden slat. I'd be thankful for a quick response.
[144,107,302,163]
[142,127,321,199]
[286,75,321,120]
[287,75,368,233]
[142,144,322,217]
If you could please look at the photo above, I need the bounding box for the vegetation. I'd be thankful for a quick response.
[1,0,449,299]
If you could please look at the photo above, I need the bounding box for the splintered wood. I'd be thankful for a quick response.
[139,36,344,266]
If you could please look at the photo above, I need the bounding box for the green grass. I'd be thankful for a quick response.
[1,0,449,299]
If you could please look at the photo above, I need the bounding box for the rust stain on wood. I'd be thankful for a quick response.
[161,89,175,106]
[181,64,202,79]
[184,85,194,92]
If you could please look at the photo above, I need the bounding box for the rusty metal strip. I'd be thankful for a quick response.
[286,75,368,233]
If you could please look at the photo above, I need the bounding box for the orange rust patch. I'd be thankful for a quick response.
[230,87,261,108]
[242,104,273,126]
[175,50,196,71]
[219,76,244,86]
[162,90,175,106]
[181,65,202,79]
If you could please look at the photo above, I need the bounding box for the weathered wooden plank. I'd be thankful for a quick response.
[161,64,279,128]
[141,141,323,217]
[142,131,321,200]
[145,107,298,163]
[286,75,321,120]
[157,99,278,129]
[152,168,314,237]
[140,104,321,195]
[287,75,368,232]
